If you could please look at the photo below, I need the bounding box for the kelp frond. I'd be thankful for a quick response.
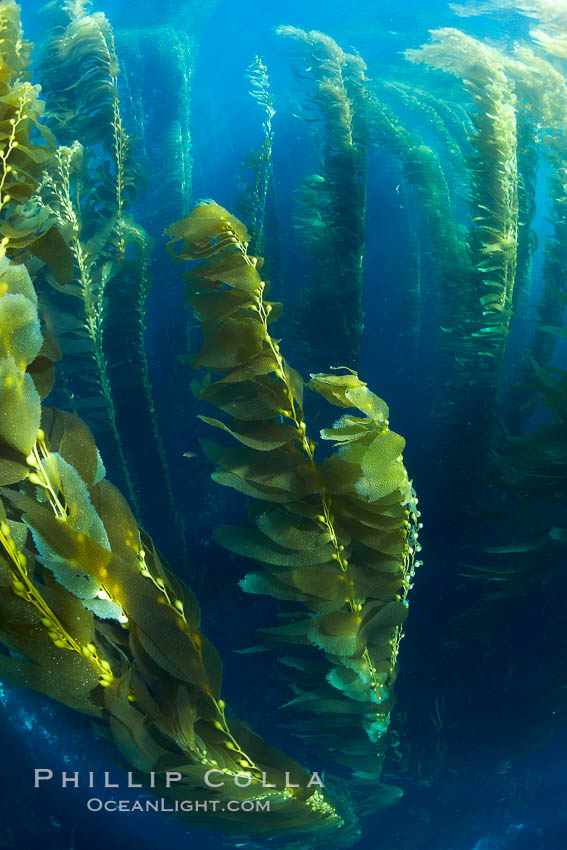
[165,202,420,801]
[453,5,567,371]
[36,8,182,544]
[0,0,70,275]
[38,11,118,147]
[407,29,520,444]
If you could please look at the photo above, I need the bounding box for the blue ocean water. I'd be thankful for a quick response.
[0,0,566,848]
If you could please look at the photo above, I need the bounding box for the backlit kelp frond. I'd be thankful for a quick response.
[0,256,350,843]
[165,203,419,802]
[277,27,369,373]
[37,10,118,148]
[35,7,179,535]
[236,56,275,257]
[0,13,51,217]
[407,29,520,441]
[38,1,142,220]
[447,6,567,373]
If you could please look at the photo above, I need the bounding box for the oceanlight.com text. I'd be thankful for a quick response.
[86,797,271,814]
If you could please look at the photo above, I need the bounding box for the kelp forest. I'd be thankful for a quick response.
[0,0,566,848]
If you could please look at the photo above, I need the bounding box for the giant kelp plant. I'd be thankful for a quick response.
[451,0,567,371]
[423,0,567,693]
[116,24,195,228]
[365,85,467,358]
[403,6,567,444]
[166,202,419,806]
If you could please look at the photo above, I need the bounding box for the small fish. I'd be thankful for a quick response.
[183,451,198,459]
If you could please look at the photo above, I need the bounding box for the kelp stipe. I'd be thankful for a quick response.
[166,203,420,808]
[37,141,140,514]
[277,27,368,373]
[366,87,465,357]
[236,56,275,257]
[0,251,354,842]
[105,220,189,563]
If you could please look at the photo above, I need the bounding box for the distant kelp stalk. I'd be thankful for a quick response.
[407,29,521,459]
[278,27,369,373]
